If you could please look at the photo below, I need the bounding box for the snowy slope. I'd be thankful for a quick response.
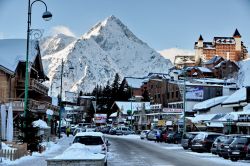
[237,58,250,87]
[40,33,76,56]
[41,15,173,97]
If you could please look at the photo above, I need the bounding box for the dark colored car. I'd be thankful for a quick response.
[211,135,228,155]
[181,132,200,150]
[191,132,223,152]
[228,136,250,161]
[246,143,250,160]
[167,132,183,144]
[219,134,244,159]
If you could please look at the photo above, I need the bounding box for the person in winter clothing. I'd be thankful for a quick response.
[66,126,70,137]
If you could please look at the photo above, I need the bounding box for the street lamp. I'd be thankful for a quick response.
[24,0,52,127]
[58,59,74,138]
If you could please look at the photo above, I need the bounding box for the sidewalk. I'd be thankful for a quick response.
[1,134,74,166]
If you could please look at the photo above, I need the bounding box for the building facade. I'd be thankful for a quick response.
[194,29,248,64]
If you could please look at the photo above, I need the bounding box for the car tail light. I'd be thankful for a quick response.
[243,145,248,152]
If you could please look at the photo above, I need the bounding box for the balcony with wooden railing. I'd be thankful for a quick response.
[16,79,49,95]
[8,98,59,115]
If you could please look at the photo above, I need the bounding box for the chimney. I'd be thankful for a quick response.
[246,87,250,103]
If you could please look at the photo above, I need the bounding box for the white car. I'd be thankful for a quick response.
[73,132,109,166]
[140,130,150,139]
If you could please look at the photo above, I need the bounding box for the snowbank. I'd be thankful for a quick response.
[33,119,50,128]
[53,143,105,160]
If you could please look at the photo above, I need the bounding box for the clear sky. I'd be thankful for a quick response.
[0,0,250,50]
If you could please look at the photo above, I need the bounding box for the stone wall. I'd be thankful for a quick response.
[46,158,105,166]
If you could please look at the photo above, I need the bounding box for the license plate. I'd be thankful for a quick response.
[232,152,240,154]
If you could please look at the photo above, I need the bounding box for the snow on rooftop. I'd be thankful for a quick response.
[193,96,228,111]
[32,119,49,128]
[53,143,105,160]
[110,112,117,117]
[197,67,212,73]
[114,101,150,114]
[192,114,217,123]
[0,39,38,72]
[222,87,246,105]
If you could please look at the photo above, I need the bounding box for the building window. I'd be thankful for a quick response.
[176,91,179,98]
[167,92,170,99]
[172,92,174,98]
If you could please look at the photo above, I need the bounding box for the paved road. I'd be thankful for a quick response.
[107,135,229,166]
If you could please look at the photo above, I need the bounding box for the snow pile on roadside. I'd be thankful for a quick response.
[32,119,50,128]
[53,143,105,160]
[107,134,140,139]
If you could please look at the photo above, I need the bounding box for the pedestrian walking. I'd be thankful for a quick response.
[66,126,70,137]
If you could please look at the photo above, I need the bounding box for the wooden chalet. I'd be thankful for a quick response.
[0,39,59,140]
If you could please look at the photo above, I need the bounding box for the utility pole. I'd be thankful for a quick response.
[59,59,64,139]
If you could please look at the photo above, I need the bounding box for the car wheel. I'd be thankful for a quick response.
[223,156,229,159]
[183,147,188,150]
[218,153,222,157]
[230,158,238,162]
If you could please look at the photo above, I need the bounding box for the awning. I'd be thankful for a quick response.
[206,122,224,128]
[237,122,250,127]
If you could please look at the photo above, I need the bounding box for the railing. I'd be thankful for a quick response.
[0,143,28,161]
[8,98,59,114]
[17,79,49,95]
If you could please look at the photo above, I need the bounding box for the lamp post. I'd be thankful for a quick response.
[182,68,187,135]
[58,59,64,139]
[24,0,52,127]
[58,59,74,138]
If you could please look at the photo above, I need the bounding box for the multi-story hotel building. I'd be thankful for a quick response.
[194,29,248,64]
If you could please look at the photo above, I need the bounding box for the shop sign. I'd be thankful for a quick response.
[162,108,183,113]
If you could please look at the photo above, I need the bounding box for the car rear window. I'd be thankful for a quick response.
[207,135,221,140]
[74,136,104,145]
[233,138,247,145]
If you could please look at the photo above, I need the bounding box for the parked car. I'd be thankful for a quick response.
[116,126,135,135]
[219,134,244,159]
[167,132,183,144]
[73,132,109,166]
[228,136,250,161]
[211,135,228,155]
[181,132,200,150]
[140,130,150,139]
[73,127,86,136]
[191,132,223,152]
[147,129,162,141]
[246,143,250,160]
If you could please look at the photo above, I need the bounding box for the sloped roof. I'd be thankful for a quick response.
[222,87,246,105]
[125,77,146,88]
[193,96,229,111]
[113,101,150,115]
[233,29,241,37]
[198,35,203,41]
[204,55,224,65]
[0,39,38,73]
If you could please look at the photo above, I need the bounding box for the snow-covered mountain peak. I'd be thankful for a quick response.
[82,15,145,46]
[40,33,76,56]
[41,16,172,97]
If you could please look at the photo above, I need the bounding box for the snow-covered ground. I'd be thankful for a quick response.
[1,134,73,166]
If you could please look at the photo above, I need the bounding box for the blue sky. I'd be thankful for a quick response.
[0,0,250,50]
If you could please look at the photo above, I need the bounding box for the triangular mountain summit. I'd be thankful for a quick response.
[41,15,172,96]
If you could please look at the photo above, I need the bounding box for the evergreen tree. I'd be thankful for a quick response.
[111,73,120,100]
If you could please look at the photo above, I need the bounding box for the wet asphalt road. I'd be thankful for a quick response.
[106,135,229,166]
